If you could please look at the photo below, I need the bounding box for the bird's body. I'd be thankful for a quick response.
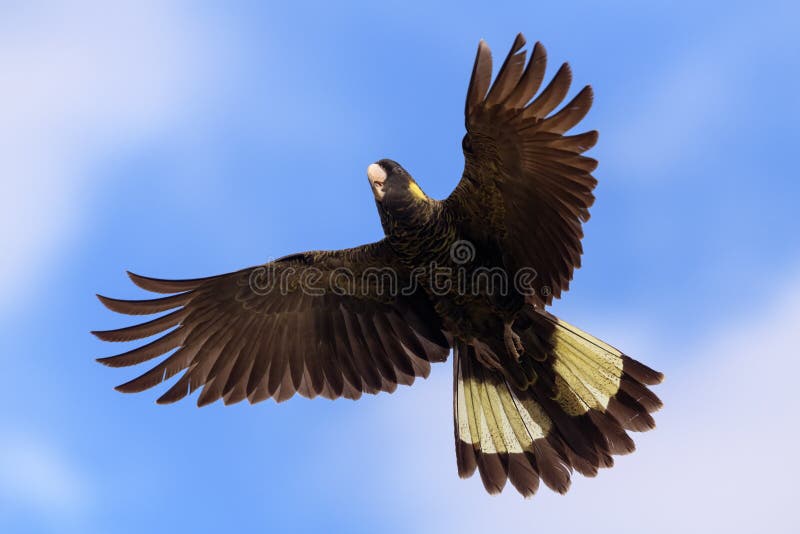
[94,34,663,497]
[378,194,512,343]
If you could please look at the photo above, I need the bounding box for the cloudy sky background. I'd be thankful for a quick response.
[1,1,798,532]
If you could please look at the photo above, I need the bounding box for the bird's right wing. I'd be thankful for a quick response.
[93,240,450,405]
[445,34,598,307]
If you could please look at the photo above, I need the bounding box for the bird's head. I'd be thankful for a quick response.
[367,159,429,213]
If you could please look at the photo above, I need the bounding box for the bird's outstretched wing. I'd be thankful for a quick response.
[444,34,598,306]
[93,240,450,405]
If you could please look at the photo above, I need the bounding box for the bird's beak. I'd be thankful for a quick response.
[367,163,386,201]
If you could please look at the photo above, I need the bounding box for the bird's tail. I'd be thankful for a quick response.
[453,307,663,496]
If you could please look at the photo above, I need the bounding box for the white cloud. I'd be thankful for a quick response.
[0,433,91,521]
[0,2,233,306]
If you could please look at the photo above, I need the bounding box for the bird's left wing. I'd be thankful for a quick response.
[93,240,450,405]
[444,34,598,306]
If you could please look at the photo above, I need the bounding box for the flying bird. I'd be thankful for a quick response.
[94,34,663,497]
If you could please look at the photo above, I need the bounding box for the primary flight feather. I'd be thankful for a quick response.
[94,34,663,497]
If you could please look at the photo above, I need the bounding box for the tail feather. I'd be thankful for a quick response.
[454,343,573,495]
[453,307,662,497]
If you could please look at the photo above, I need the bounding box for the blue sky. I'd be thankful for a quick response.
[1,1,799,532]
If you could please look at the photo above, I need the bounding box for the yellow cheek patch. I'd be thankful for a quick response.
[408,181,427,200]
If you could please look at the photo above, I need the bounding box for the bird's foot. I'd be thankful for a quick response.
[469,339,503,371]
[504,322,524,362]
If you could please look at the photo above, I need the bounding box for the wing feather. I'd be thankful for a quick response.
[447,35,599,305]
[94,240,450,405]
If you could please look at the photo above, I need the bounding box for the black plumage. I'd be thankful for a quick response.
[94,34,662,497]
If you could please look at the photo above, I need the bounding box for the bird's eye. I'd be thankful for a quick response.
[462,134,473,154]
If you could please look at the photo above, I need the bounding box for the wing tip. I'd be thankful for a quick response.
[126,270,206,294]
[95,293,136,314]
[512,33,526,51]
[114,382,138,394]
[156,389,184,405]
[581,84,595,104]
[558,61,573,80]
[127,270,177,293]
[196,397,215,408]
[96,355,119,367]
[584,129,600,148]
[90,329,115,342]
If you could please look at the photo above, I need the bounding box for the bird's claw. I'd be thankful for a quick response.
[504,322,524,361]
[469,340,503,371]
